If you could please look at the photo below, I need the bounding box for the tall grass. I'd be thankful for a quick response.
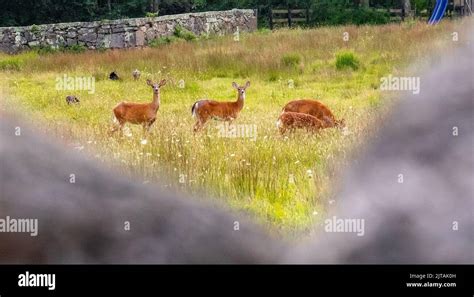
[0,20,466,235]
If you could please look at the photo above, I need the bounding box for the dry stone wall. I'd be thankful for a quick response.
[0,9,257,53]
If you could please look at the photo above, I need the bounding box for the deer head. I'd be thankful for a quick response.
[232,81,250,100]
[147,79,166,95]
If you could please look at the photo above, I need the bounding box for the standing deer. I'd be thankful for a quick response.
[191,81,250,132]
[132,69,141,80]
[277,112,325,134]
[282,99,345,128]
[110,79,166,135]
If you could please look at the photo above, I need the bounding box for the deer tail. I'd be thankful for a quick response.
[191,101,199,118]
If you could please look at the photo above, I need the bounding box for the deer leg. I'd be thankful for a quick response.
[279,126,287,135]
[143,119,156,137]
[109,121,125,136]
[193,121,202,132]
[193,117,208,132]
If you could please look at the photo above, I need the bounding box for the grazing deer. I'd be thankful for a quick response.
[191,81,250,132]
[282,99,345,128]
[277,112,325,134]
[109,71,120,81]
[132,69,141,80]
[110,79,166,135]
[66,95,80,105]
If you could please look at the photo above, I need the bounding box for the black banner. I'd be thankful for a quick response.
[0,265,472,296]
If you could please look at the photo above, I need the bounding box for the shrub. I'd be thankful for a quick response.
[173,25,196,41]
[31,45,59,55]
[148,36,179,47]
[310,2,390,26]
[66,44,87,53]
[148,26,196,48]
[282,53,301,67]
[335,51,360,71]
[30,24,40,34]
[257,28,272,35]
[145,12,159,18]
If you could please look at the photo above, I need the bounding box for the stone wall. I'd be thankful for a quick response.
[0,9,257,53]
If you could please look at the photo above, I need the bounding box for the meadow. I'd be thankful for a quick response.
[0,20,465,235]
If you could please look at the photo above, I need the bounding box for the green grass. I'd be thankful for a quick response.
[0,20,465,235]
[281,53,301,67]
[335,50,360,70]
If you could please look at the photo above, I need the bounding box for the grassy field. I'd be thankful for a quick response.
[0,20,466,235]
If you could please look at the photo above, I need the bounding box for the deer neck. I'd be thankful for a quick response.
[234,93,245,110]
[151,92,160,110]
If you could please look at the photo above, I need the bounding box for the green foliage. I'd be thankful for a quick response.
[145,12,159,18]
[0,57,23,71]
[310,1,390,26]
[30,24,40,34]
[281,53,301,67]
[413,0,430,14]
[67,44,87,53]
[257,28,272,35]
[148,25,197,47]
[30,44,87,55]
[173,25,197,41]
[148,36,179,47]
[0,52,38,71]
[335,51,360,71]
[31,45,60,55]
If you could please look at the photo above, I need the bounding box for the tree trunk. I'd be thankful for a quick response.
[107,0,111,12]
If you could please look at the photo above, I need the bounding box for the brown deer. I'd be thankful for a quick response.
[191,81,250,132]
[110,79,166,135]
[277,112,326,134]
[282,99,345,128]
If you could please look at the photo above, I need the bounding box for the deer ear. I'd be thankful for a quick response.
[146,79,153,86]
[232,82,238,89]
[245,81,250,89]
[159,79,166,87]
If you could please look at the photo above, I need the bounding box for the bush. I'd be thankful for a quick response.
[282,53,301,67]
[32,45,59,55]
[148,36,179,47]
[335,51,360,71]
[173,25,196,41]
[310,2,390,26]
[148,26,197,48]
[145,12,159,18]
[351,8,390,25]
[30,24,40,34]
[66,44,87,53]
